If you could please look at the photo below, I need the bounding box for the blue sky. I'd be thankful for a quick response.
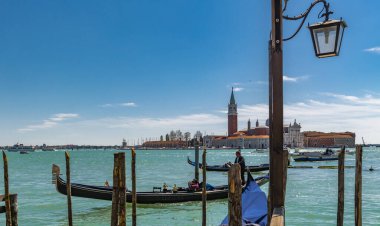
[0,0,379,145]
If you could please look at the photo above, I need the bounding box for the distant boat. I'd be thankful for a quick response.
[7,143,34,153]
[255,148,268,153]
[294,156,338,162]
[20,151,29,154]
[291,148,338,162]
[42,148,56,152]
[187,156,269,172]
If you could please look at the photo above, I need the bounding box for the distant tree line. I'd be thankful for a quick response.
[160,130,204,146]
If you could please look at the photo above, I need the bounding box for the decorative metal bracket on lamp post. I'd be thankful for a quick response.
[268,0,346,223]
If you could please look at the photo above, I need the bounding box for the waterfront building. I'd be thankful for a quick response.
[122,139,127,148]
[283,120,303,148]
[142,140,187,149]
[303,131,355,148]
[203,89,305,149]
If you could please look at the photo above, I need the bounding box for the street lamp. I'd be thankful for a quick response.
[309,19,347,58]
[268,0,346,223]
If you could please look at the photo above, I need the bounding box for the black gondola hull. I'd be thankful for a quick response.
[187,156,269,172]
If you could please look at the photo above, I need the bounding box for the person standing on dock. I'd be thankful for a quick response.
[234,151,246,185]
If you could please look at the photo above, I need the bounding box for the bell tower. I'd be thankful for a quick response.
[228,88,238,136]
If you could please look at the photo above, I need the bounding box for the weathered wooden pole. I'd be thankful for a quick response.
[337,147,345,226]
[228,164,242,226]
[3,151,12,226]
[355,145,363,226]
[117,153,126,226]
[202,148,207,226]
[267,39,273,224]
[10,194,18,226]
[195,144,200,181]
[131,148,137,226]
[269,0,286,222]
[65,151,73,226]
[111,153,120,226]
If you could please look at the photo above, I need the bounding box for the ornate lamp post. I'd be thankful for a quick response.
[268,0,346,222]
[309,19,347,58]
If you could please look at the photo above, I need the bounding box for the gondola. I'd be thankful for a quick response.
[293,156,338,162]
[187,156,270,172]
[52,164,269,204]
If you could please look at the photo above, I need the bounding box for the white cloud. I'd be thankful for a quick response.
[283,75,309,82]
[323,93,380,105]
[100,102,137,108]
[234,87,244,92]
[120,102,137,107]
[18,113,79,132]
[80,114,224,129]
[236,93,380,143]
[364,47,380,54]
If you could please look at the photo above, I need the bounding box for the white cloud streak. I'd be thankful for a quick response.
[283,75,309,82]
[236,93,380,143]
[234,87,244,92]
[18,113,79,132]
[12,93,380,144]
[120,102,137,107]
[100,102,137,108]
[364,47,380,54]
[80,114,224,129]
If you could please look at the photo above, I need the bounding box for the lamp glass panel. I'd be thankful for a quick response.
[313,25,338,54]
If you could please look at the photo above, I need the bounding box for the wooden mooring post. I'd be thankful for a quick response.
[2,151,18,226]
[131,148,137,226]
[337,147,345,226]
[111,152,126,226]
[228,164,242,226]
[355,145,363,226]
[65,151,73,226]
[269,150,288,226]
[3,151,12,226]
[195,144,200,181]
[202,148,207,226]
[0,194,18,226]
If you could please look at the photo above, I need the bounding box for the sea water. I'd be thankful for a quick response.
[0,147,379,226]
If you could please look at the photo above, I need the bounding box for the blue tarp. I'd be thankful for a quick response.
[220,175,268,226]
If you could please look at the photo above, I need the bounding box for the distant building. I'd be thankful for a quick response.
[204,89,305,149]
[228,88,238,136]
[122,139,127,148]
[303,131,356,148]
[204,88,271,149]
[283,120,303,148]
[142,141,187,149]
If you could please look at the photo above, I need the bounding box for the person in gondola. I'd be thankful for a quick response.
[234,150,246,185]
[172,184,178,193]
[104,180,110,187]
[224,161,232,168]
[163,183,168,193]
[188,179,200,191]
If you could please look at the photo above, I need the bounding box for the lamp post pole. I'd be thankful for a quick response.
[269,0,286,221]
[267,0,345,223]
